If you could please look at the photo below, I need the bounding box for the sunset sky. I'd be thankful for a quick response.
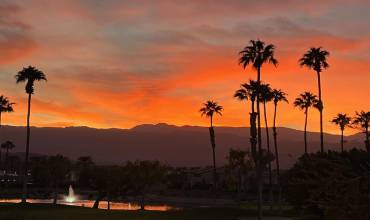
[0,0,369,134]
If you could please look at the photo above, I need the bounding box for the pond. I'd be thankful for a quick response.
[0,199,175,211]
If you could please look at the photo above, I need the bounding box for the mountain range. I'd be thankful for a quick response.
[0,123,365,169]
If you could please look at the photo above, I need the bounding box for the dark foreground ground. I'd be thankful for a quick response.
[0,203,297,220]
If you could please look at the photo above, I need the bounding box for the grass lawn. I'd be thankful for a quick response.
[0,203,296,220]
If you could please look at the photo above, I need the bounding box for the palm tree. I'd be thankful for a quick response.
[271,89,288,183]
[271,88,288,209]
[15,66,47,203]
[294,92,320,154]
[352,111,370,152]
[199,100,223,188]
[239,40,277,220]
[259,83,274,204]
[331,113,351,152]
[299,47,329,153]
[0,96,14,170]
[0,95,15,129]
[1,140,15,175]
[234,80,259,159]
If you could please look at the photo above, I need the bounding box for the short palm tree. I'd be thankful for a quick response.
[199,100,223,188]
[239,40,277,220]
[271,89,288,182]
[234,80,259,159]
[352,111,370,152]
[331,113,351,152]
[294,92,320,154]
[15,66,47,203]
[1,140,15,174]
[0,95,14,169]
[299,47,329,153]
[0,95,15,128]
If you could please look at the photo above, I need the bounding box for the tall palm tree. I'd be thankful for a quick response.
[271,88,288,208]
[259,83,274,204]
[331,113,351,152]
[1,140,15,174]
[239,40,277,220]
[0,96,14,170]
[352,111,370,152]
[299,47,329,153]
[199,100,223,188]
[15,66,47,203]
[294,92,320,154]
[271,89,288,183]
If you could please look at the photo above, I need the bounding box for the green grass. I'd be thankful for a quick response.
[0,203,296,220]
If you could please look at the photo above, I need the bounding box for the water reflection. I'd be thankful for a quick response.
[0,199,173,211]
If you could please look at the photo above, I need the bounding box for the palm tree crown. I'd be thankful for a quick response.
[258,83,273,102]
[331,113,351,131]
[199,101,223,124]
[299,47,329,73]
[293,92,320,111]
[234,80,260,102]
[0,96,15,113]
[15,66,47,94]
[1,141,15,151]
[272,89,288,105]
[352,111,370,130]
[239,40,278,70]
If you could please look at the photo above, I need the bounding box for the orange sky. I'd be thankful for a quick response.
[0,0,369,135]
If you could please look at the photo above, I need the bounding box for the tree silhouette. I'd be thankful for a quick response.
[199,100,223,188]
[48,155,71,205]
[234,80,259,160]
[331,113,351,152]
[226,148,252,196]
[294,92,320,154]
[0,95,15,129]
[0,96,15,170]
[239,40,277,220]
[352,111,370,152]
[15,66,47,203]
[299,47,329,153]
[259,83,274,204]
[271,89,288,183]
[1,140,15,176]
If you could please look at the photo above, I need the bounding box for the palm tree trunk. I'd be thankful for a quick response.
[22,93,32,203]
[263,101,273,206]
[317,71,324,153]
[256,66,263,220]
[107,192,111,210]
[209,115,217,188]
[250,100,257,161]
[272,103,282,209]
[53,182,58,205]
[272,103,279,181]
[4,148,9,186]
[5,148,9,173]
[209,126,217,188]
[304,108,308,154]
[341,129,344,152]
[0,112,2,171]
[366,126,369,152]
[93,192,104,209]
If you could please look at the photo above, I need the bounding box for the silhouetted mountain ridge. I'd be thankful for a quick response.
[0,124,364,168]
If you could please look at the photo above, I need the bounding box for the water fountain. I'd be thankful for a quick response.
[65,185,77,203]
